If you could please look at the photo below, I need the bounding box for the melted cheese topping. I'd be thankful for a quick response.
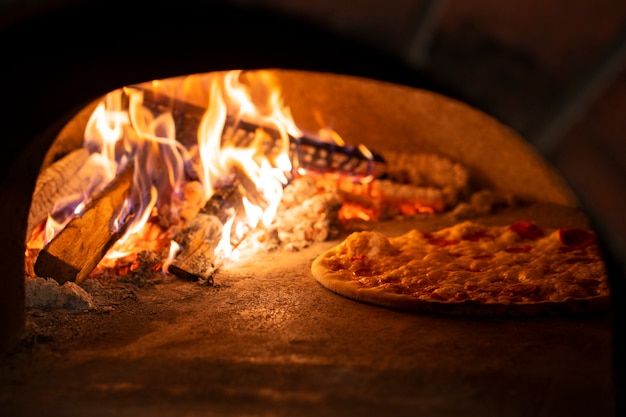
[326,221,609,304]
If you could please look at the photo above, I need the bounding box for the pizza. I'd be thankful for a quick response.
[311,219,611,316]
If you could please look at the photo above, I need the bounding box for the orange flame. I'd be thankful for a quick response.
[194,70,296,262]
[36,70,299,271]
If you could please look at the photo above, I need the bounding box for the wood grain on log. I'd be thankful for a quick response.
[27,148,91,240]
[34,163,135,284]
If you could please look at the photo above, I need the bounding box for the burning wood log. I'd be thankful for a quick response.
[134,86,387,179]
[27,148,90,240]
[34,163,135,284]
[168,184,244,284]
[166,214,221,284]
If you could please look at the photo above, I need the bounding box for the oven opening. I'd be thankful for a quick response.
[11,68,621,416]
[22,68,608,307]
[1,2,624,416]
[24,67,572,298]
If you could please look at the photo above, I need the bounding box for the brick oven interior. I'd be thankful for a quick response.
[1,1,625,416]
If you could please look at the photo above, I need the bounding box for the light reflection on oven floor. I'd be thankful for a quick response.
[1,235,615,417]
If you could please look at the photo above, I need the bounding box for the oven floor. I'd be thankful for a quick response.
[1,238,615,417]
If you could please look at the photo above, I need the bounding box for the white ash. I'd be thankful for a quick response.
[25,277,94,311]
[277,175,322,208]
[270,192,342,250]
[247,176,343,252]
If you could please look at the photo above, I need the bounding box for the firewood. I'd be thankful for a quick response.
[34,162,135,284]
[168,183,244,284]
[135,86,386,178]
[27,148,91,240]
[166,214,222,284]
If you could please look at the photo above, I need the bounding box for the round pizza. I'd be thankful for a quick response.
[311,219,611,316]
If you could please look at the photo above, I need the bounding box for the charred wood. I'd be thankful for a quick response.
[134,86,386,179]
[168,184,244,284]
[166,214,221,284]
[34,163,135,284]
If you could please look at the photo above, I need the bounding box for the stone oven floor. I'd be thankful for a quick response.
[0,211,617,417]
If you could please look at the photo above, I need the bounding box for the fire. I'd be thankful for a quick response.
[26,69,398,285]
[29,70,300,274]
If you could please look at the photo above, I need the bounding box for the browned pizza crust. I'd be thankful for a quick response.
[311,219,611,317]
